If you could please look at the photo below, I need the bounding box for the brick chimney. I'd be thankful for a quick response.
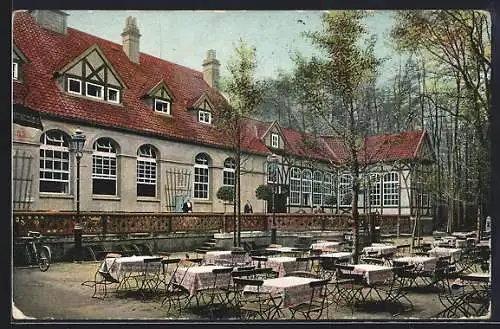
[202,49,220,89]
[31,10,68,35]
[121,16,141,64]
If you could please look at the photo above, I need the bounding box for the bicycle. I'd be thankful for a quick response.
[18,231,52,272]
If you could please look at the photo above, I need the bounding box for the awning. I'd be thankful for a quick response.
[13,104,43,130]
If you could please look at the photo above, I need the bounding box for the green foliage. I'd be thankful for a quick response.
[255,184,273,202]
[216,185,234,202]
[220,38,265,118]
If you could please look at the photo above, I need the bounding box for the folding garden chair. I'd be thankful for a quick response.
[232,278,283,320]
[331,264,367,314]
[197,267,234,319]
[382,264,415,316]
[137,256,163,300]
[161,258,197,315]
[81,255,121,299]
[289,278,329,320]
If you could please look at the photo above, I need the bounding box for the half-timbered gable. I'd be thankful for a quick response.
[55,44,125,104]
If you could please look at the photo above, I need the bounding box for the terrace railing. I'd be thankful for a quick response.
[13,211,413,238]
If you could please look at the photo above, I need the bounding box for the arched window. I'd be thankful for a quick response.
[302,169,312,206]
[39,130,71,193]
[290,167,301,205]
[312,171,323,206]
[137,145,157,197]
[369,173,381,207]
[194,153,210,199]
[338,174,353,207]
[223,157,235,186]
[92,138,118,195]
[383,172,399,206]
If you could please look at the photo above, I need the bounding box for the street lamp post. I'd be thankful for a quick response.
[70,129,86,262]
[267,154,279,244]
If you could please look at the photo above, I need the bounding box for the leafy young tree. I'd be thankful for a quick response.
[292,11,382,263]
[218,39,265,247]
[392,10,491,235]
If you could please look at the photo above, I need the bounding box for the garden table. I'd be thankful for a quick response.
[310,241,342,252]
[260,256,308,277]
[243,276,322,307]
[319,252,353,262]
[203,250,249,266]
[392,256,439,272]
[428,247,462,263]
[362,244,397,257]
[350,264,394,285]
[173,265,232,296]
[99,255,162,282]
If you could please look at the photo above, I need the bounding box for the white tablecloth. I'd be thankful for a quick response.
[310,241,342,252]
[362,245,397,257]
[428,247,462,262]
[173,265,232,296]
[203,251,249,266]
[99,255,162,281]
[320,252,353,262]
[350,264,394,285]
[452,231,475,239]
[392,256,439,271]
[243,276,321,307]
[260,256,307,277]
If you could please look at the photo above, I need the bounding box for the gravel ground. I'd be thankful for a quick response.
[11,249,490,322]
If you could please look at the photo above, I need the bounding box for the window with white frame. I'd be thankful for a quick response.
[383,172,399,206]
[194,153,210,199]
[369,173,381,207]
[39,130,71,193]
[290,167,301,205]
[198,110,211,124]
[12,62,19,80]
[85,82,104,99]
[338,174,353,207]
[137,145,157,197]
[67,77,82,95]
[223,157,235,186]
[154,98,171,114]
[323,172,332,203]
[92,138,117,196]
[312,171,323,206]
[107,87,120,104]
[302,169,312,206]
[271,133,279,148]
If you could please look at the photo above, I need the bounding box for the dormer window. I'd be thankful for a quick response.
[57,45,125,105]
[86,82,104,100]
[67,77,82,94]
[154,98,171,115]
[107,87,120,103]
[12,62,19,80]
[199,110,211,124]
[13,45,29,82]
[271,133,279,148]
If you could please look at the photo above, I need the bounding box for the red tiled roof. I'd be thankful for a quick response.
[360,130,428,163]
[12,11,430,166]
[281,128,335,162]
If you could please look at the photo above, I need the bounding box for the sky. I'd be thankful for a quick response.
[66,10,401,82]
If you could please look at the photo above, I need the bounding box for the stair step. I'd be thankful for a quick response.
[204,242,217,246]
